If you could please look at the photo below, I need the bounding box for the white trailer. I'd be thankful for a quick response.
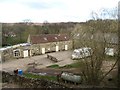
[72,47,92,59]
[105,48,115,56]
[72,47,115,60]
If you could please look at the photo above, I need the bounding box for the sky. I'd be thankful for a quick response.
[0,0,119,23]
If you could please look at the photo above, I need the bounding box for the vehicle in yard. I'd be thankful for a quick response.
[72,47,116,60]
[105,48,116,56]
[71,47,92,60]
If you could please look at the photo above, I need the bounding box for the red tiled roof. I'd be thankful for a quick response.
[30,34,70,44]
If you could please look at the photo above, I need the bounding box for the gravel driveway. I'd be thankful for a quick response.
[1,51,74,72]
[1,50,116,73]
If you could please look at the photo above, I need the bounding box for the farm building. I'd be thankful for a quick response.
[73,33,118,50]
[0,46,13,62]
[0,43,31,62]
[12,43,31,59]
[27,34,72,56]
[0,34,72,62]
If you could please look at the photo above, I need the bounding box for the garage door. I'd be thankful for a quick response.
[42,48,45,54]
[23,50,29,58]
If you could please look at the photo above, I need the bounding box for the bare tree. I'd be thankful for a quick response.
[71,8,118,85]
[118,2,120,88]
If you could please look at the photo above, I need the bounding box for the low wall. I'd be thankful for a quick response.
[1,71,118,89]
[2,71,67,88]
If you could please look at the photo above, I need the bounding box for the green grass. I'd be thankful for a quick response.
[46,64,59,68]
[23,73,57,81]
[60,62,82,69]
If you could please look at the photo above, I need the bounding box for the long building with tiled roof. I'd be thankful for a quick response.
[28,34,70,44]
[27,34,72,55]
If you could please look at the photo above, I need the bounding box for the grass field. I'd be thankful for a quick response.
[23,73,57,81]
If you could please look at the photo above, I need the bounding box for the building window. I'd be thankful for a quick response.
[14,50,20,57]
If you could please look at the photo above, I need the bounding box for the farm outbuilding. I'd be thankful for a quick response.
[0,43,31,62]
[0,46,13,62]
[12,43,31,59]
[27,34,72,56]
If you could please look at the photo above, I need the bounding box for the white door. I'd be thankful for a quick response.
[23,50,29,58]
[56,46,59,52]
[65,45,68,50]
[42,48,45,54]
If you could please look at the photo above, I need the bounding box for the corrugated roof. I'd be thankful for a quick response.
[30,34,70,44]
[12,43,31,48]
[0,43,31,52]
[0,46,12,51]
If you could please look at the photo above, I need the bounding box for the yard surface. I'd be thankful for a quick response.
[0,50,118,88]
[1,50,117,73]
[1,50,74,72]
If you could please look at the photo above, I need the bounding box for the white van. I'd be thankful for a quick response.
[72,47,92,60]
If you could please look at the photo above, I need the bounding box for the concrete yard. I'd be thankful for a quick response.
[1,50,116,73]
[1,50,74,72]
